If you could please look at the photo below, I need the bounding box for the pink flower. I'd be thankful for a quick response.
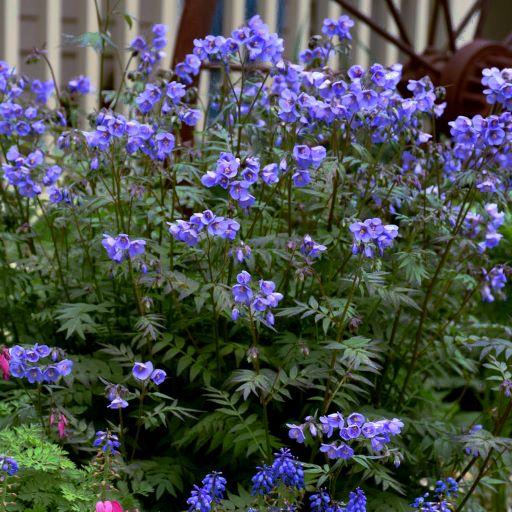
[58,414,68,439]
[95,501,123,512]
[0,348,10,380]
[49,411,69,439]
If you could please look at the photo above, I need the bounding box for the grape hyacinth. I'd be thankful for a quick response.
[251,449,304,496]
[344,488,366,512]
[186,472,227,512]
[411,478,458,511]
[168,209,240,247]
[0,456,18,477]
[349,218,399,258]
[231,271,283,326]
[93,431,121,454]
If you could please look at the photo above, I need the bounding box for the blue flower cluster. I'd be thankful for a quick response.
[481,265,507,302]
[300,15,354,65]
[287,412,403,460]
[0,61,52,138]
[322,15,354,40]
[300,234,327,261]
[462,202,504,252]
[482,67,512,109]
[232,271,283,326]
[411,478,458,511]
[252,448,304,495]
[135,81,200,127]
[447,111,512,192]
[2,145,61,198]
[9,344,73,384]
[67,75,91,95]
[186,472,227,512]
[93,430,121,455]
[349,218,399,258]
[0,455,18,477]
[292,144,326,187]
[201,153,275,209]
[102,233,146,263]
[274,62,442,144]
[105,383,129,410]
[168,209,240,247]
[84,110,175,161]
[132,361,166,385]
[176,15,283,84]
[130,24,167,75]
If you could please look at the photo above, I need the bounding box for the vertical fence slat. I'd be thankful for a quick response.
[116,1,139,85]
[344,0,371,68]
[77,0,101,114]
[284,0,311,60]
[258,0,278,32]
[0,0,20,70]
[400,0,430,54]
[450,0,478,47]
[42,0,62,91]
[223,0,246,35]
[160,0,182,66]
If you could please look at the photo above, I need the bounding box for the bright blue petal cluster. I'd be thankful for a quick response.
[186,472,226,511]
[251,448,304,495]
[132,361,166,385]
[349,218,398,258]
[169,209,240,246]
[102,233,146,264]
[129,23,167,75]
[232,271,283,326]
[0,455,18,477]
[288,412,403,461]
[481,265,507,302]
[93,430,121,454]
[67,75,91,95]
[9,344,72,384]
[2,145,62,199]
[411,478,458,511]
[482,67,512,109]
[292,145,326,187]
[176,15,283,84]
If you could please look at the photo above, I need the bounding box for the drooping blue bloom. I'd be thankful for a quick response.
[132,361,154,381]
[68,75,91,94]
[150,369,167,385]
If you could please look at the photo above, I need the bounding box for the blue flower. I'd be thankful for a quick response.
[150,369,167,385]
[271,448,304,489]
[132,361,154,381]
[251,464,275,495]
[93,431,121,454]
[0,456,18,476]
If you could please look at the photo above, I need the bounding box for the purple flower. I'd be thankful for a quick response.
[68,75,91,94]
[287,424,305,443]
[132,361,154,381]
[150,369,167,385]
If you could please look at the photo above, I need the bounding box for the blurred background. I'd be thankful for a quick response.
[0,0,511,114]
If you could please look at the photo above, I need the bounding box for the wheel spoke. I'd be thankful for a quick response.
[454,0,484,40]
[332,0,438,73]
[384,0,412,47]
[440,0,456,52]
